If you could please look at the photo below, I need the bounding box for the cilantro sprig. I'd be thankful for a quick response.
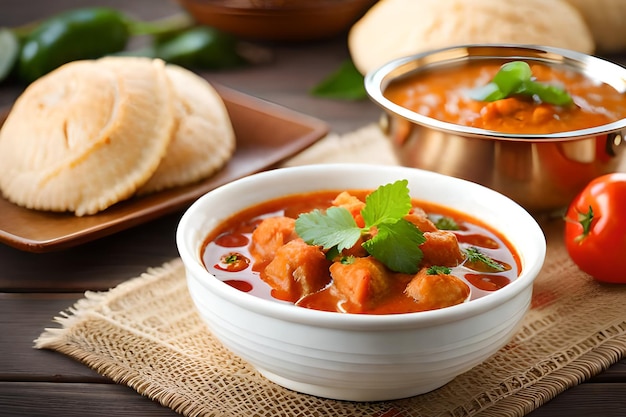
[295,180,426,274]
[464,247,505,272]
[427,265,452,275]
[433,216,460,231]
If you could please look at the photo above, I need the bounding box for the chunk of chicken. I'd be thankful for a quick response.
[250,216,296,264]
[329,256,391,313]
[420,230,465,267]
[332,191,365,227]
[405,207,437,232]
[405,267,470,310]
[262,238,331,302]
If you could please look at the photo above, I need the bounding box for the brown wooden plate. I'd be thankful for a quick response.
[0,85,329,253]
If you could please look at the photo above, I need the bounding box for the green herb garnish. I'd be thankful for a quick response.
[340,256,356,265]
[469,61,573,107]
[427,265,452,275]
[433,216,460,231]
[464,247,505,272]
[295,180,426,274]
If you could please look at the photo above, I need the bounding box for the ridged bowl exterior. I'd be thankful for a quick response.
[177,164,546,401]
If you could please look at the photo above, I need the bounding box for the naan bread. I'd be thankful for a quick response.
[349,0,595,74]
[0,55,238,216]
[137,64,236,194]
[0,57,175,216]
[565,0,626,53]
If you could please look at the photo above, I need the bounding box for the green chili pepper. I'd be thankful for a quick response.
[153,26,246,70]
[469,61,573,106]
[0,28,20,82]
[17,7,131,83]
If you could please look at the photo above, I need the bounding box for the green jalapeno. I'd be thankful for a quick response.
[0,28,20,82]
[17,7,130,83]
[153,26,246,70]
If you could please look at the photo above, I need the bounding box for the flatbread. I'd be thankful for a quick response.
[349,0,595,75]
[565,0,626,53]
[137,65,236,194]
[0,57,175,215]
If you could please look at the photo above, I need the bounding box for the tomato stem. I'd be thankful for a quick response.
[575,205,594,242]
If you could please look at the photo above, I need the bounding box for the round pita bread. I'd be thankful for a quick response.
[0,57,175,216]
[137,65,236,194]
[565,0,626,53]
[349,0,595,74]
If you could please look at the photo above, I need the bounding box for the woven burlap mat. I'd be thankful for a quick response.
[36,124,626,417]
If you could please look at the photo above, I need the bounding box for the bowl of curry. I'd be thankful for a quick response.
[177,163,546,401]
[365,44,626,212]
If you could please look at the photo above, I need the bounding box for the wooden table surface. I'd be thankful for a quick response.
[1,1,625,416]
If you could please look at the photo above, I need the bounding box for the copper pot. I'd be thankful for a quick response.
[365,44,626,213]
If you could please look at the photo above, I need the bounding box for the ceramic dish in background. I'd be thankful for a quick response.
[365,44,626,213]
[177,163,546,401]
[176,0,378,42]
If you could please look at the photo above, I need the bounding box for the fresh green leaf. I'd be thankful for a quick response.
[464,247,505,272]
[521,80,574,107]
[325,245,341,262]
[310,59,367,100]
[433,216,460,231]
[340,255,356,265]
[469,60,573,106]
[361,179,412,227]
[492,61,532,96]
[427,265,452,275]
[295,180,426,274]
[363,219,425,274]
[469,82,504,102]
[295,207,361,251]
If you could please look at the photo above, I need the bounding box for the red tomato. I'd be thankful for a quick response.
[564,173,626,283]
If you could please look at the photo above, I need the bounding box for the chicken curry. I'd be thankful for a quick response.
[383,60,626,134]
[202,181,520,315]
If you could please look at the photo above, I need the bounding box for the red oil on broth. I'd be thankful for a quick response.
[201,189,521,315]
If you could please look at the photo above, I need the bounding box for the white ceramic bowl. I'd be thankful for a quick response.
[176,164,546,401]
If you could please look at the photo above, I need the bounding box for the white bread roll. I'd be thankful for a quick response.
[565,0,626,53]
[138,65,236,194]
[349,0,595,74]
[0,57,175,216]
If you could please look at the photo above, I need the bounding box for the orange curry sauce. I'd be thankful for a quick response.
[384,60,626,134]
[202,190,521,315]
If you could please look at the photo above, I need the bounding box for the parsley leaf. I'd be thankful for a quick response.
[469,61,573,106]
[362,179,412,226]
[295,207,361,252]
[295,180,425,274]
[427,265,452,275]
[363,219,425,274]
[464,247,505,272]
[433,216,460,230]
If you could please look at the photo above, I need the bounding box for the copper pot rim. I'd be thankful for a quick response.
[365,43,626,143]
